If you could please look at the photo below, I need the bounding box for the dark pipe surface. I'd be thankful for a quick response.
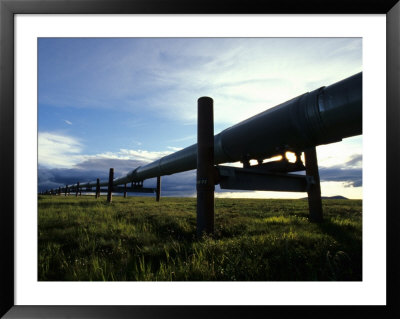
[68,72,362,189]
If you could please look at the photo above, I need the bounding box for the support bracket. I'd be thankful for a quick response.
[112,186,156,194]
[217,165,313,192]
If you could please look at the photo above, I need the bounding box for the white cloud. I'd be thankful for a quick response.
[118,149,173,163]
[64,120,72,125]
[38,132,83,168]
[75,149,175,165]
[167,146,183,152]
[38,132,177,168]
[139,38,362,126]
[41,38,362,127]
[320,181,362,199]
[169,135,196,144]
[317,136,362,168]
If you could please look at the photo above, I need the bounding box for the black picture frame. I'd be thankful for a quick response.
[1,1,399,318]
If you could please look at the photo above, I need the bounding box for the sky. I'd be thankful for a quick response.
[38,37,362,199]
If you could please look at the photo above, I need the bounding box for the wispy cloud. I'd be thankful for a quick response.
[118,149,173,163]
[64,120,72,125]
[317,137,362,168]
[345,154,362,168]
[38,132,176,169]
[319,167,362,187]
[319,153,362,187]
[38,132,83,168]
[167,146,183,152]
[39,38,362,127]
[169,135,196,144]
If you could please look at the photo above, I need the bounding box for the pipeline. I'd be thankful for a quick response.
[113,72,362,185]
[66,72,362,190]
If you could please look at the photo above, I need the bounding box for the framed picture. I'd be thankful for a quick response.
[1,0,399,318]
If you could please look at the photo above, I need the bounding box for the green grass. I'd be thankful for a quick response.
[38,195,362,281]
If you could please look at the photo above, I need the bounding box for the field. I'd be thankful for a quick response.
[38,195,362,281]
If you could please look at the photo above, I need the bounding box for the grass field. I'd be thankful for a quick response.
[38,195,362,281]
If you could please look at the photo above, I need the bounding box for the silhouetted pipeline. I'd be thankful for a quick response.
[80,72,362,188]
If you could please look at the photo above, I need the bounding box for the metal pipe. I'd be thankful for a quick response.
[67,72,361,190]
[114,72,362,184]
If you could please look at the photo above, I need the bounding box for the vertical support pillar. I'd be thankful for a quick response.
[124,183,127,198]
[304,147,323,222]
[58,187,61,196]
[76,182,80,197]
[96,178,100,198]
[156,176,161,202]
[196,97,215,236]
[65,185,68,196]
[107,168,114,203]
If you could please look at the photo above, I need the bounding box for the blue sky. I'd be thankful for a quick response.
[38,38,362,198]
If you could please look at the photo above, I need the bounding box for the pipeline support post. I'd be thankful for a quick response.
[124,183,127,198]
[196,97,215,236]
[107,168,114,203]
[76,182,80,197]
[65,185,68,196]
[304,147,323,222]
[96,178,100,198]
[156,176,161,202]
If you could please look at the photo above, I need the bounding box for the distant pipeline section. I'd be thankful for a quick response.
[74,72,362,190]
